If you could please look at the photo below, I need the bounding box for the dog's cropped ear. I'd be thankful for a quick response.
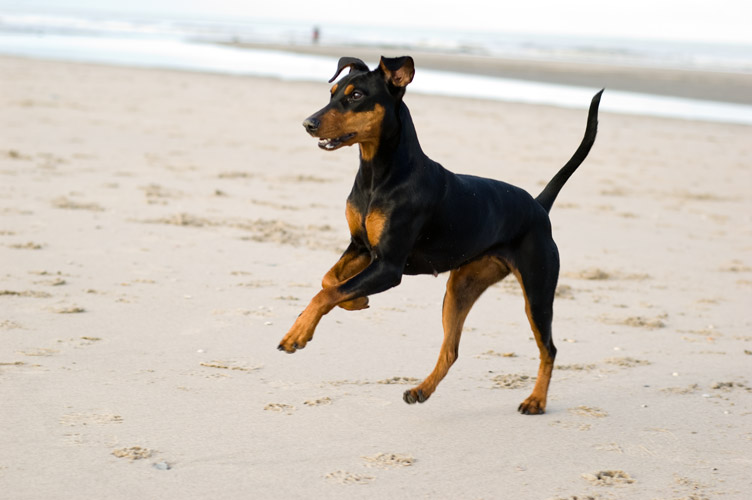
[379,56,415,88]
[328,57,370,83]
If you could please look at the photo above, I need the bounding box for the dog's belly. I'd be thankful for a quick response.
[403,247,484,276]
[403,251,449,276]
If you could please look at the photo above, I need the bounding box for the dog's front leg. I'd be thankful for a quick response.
[278,259,402,353]
[321,242,371,311]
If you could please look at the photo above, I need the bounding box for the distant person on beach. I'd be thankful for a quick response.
[312,26,320,44]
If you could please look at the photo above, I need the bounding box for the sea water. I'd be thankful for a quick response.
[1,5,750,124]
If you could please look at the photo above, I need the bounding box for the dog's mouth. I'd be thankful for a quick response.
[317,133,356,151]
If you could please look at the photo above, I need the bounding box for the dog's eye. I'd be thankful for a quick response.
[351,90,364,100]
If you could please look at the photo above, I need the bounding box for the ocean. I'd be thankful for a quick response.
[1,6,751,124]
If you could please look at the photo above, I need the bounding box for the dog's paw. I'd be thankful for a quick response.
[518,396,546,415]
[277,324,314,353]
[277,342,303,353]
[403,388,428,405]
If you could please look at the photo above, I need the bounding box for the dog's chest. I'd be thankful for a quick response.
[346,201,387,248]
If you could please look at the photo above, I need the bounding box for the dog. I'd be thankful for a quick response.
[278,55,602,414]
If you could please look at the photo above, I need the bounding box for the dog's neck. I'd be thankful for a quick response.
[356,101,426,189]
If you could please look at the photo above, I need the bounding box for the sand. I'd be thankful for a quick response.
[1,54,751,499]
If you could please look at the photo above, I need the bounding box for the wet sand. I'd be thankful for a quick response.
[231,42,752,105]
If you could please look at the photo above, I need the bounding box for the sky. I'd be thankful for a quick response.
[2,0,752,45]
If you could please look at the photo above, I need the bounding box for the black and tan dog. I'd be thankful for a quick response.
[278,56,602,414]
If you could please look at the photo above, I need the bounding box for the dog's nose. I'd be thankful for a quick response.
[303,117,320,135]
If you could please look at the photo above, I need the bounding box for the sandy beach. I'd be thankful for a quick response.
[1,54,751,499]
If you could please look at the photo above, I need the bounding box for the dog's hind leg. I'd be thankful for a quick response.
[404,256,510,404]
[512,235,560,415]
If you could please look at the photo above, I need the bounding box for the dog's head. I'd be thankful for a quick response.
[302,56,414,160]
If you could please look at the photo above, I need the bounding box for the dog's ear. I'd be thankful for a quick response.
[328,57,370,83]
[379,56,415,88]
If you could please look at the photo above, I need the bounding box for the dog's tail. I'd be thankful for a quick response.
[535,89,603,213]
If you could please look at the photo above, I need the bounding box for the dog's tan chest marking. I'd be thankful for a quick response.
[345,201,361,237]
[345,202,387,248]
[365,209,387,247]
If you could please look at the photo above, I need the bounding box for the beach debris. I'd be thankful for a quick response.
[152,461,172,471]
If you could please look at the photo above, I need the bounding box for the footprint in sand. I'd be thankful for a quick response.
[569,406,609,418]
[303,397,333,407]
[8,242,44,249]
[199,360,262,372]
[490,373,534,389]
[581,469,635,486]
[324,470,374,485]
[361,452,415,469]
[60,412,123,426]
[598,314,666,330]
[18,347,59,357]
[51,196,104,211]
[112,446,154,461]
[602,356,651,368]
[263,403,296,414]
[0,289,52,298]
[52,305,86,314]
